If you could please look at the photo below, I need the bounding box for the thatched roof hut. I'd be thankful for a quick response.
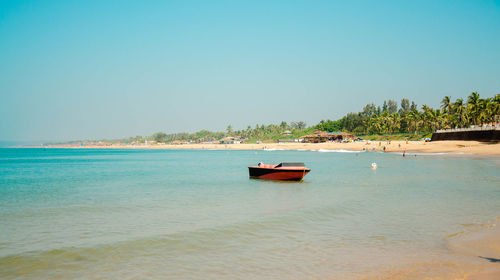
[301,132,356,143]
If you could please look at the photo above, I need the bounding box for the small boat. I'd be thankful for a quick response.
[248,162,311,181]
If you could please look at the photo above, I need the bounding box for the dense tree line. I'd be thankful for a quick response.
[123,121,310,143]
[316,92,500,135]
[122,92,499,144]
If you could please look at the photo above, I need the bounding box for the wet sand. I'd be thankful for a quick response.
[46,140,500,156]
[448,220,500,280]
[356,221,500,280]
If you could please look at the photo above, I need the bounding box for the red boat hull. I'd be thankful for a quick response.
[248,166,310,181]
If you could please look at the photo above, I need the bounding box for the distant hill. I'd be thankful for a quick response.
[0,141,45,148]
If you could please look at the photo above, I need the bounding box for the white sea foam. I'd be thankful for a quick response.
[418,152,447,155]
[263,148,286,151]
[317,149,359,153]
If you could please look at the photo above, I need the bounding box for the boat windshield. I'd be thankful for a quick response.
[276,162,305,167]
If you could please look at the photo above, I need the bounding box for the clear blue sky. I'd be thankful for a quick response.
[1,0,499,142]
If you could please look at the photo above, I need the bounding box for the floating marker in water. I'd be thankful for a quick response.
[371,163,378,169]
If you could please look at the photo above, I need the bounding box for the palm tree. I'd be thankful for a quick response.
[441,96,452,114]
[453,98,466,127]
[382,112,392,134]
[435,109,446,130]
[390,113,401,133]
[467,92,481,125]
[369,117,382,134]
[425,108,440,131]
[479,98,492,124]
[492,94,500,118]
[407,110,420,133]
[421,105,433,131]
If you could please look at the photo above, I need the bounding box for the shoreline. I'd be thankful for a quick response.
[35,140,500,156]
[447,219,500,280]
[356,220,500,280]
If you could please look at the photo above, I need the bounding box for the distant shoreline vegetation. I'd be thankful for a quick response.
[318,92,499,136]
[49,92,499,145]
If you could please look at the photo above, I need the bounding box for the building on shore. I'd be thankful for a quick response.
[432,126,499,141]
[219,137,245,144]
[301,131,357,143]
[278,138,304,143]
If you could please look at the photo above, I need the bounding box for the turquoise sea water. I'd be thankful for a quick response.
[1,148,499,279]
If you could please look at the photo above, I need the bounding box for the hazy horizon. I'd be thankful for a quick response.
[1,0,500,142]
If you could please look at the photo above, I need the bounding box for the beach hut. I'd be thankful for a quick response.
[219,137,237,144]
[219,136,245,144]
[301,132,357,143]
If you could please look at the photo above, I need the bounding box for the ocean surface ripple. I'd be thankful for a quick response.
[1,148,499,279]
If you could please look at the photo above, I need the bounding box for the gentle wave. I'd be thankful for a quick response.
[407,152,466,156]
[0,205,353,279]
[316,149,359,153]
[2,148,500,280]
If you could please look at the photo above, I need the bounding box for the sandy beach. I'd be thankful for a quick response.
[46,140,500,156]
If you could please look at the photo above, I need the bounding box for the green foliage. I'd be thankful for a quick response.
[400,98,410,114]
[80,92,500,145]
[315,119,342,132]
[118,120,312,144]
[324,92,500,135]
[359,133,432,141]
[387,99,398,114]
[290,121,306,129]
[152,132,168,142]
